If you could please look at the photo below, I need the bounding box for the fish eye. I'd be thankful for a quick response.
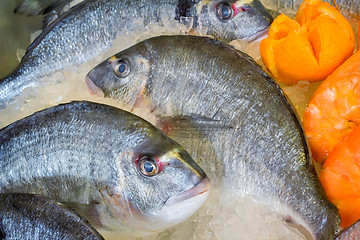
[216,2,233,21]
[139,156,159,176]
[114,59,130,77]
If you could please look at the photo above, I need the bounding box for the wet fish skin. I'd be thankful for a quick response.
[0,0,273,109]
[0,193,104,240]
[0,101,210,236]
[86,35,340,240]
[334,219,360,240]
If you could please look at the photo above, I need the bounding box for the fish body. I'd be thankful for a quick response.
[335,218,360,240]
[0,0,273,109]
[0,193,104,240]
[86,35,340,240]
[0,101,210,236]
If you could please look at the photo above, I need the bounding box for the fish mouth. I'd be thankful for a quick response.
[166,177,210,206]
[85,76,105,98]
[156,177,211,226]
[244,25,270,43]
[125,177,210,233]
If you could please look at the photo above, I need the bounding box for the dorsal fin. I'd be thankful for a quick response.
[42,10,59,29]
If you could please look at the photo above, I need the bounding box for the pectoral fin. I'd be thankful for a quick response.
[156,114,233,139]
[62,201,103,228]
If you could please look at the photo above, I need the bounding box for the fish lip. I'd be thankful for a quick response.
[118,178,210,233]
[164,177,210,206]
[146,177,210,231]
[85,75,105,98]
[244,25,270,43]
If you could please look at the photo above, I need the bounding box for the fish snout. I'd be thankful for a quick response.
[245,0,273,39]
[85,75,105,98]
[160,177,210,225]
[249,0,274,25]
[168,177,210,204]
[244,25,270,43]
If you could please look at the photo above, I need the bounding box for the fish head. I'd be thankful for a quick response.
[101,128,210,234]
[198,0,273,41]
[86,44,150,109]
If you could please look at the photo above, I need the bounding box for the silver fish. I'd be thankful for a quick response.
[0,101,210,236]
[86,35,340,240]
[0,193,104,239]
[334,219,360,240]
[0,0,273,110]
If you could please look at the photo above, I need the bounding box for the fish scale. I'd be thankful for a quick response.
[0,102,144,201]
[0,193,104,239]
[335,218,360,239]
[86,35,340,240]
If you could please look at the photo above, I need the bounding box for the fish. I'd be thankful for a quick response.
[334,218,360,240]
[86,35,340,240]
[14,0,73,15]
[0,101,210,237]
[0,193,104,239]
[0,0,273,110]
